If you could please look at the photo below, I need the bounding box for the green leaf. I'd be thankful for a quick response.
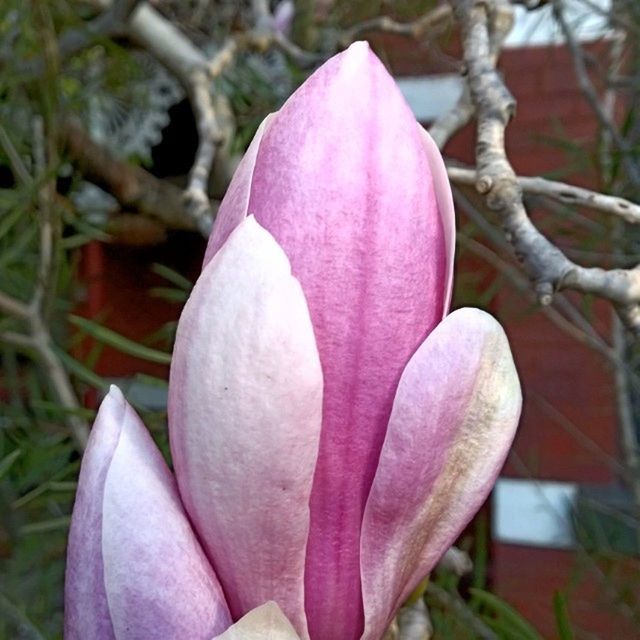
[54,347,109,391]
[470,588,543,640]
[472,513,489,592]
[29,399,95,420]
[0,448,22,479]
[19,516,70,535]
[68,314,172,365]
[148,286,188,303]
[133,372,169,391]
[0,206,24,240]
[553,591,575,640]
[151,263,193,291]
[0,223,37,269]
[0,592,45,640]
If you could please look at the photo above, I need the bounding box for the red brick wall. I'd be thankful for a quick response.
[447,45,624,637]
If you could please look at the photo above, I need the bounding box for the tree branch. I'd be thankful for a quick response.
[447,165,640,223]
[341,4,452,44]
[452,0,640,332]
[553,0,640,190]
[31,116,55,316]
[15,0,145,77]
[0,116,89,448]
[62,117,200,232]
[397,599,432,640]
[428,87,474,150]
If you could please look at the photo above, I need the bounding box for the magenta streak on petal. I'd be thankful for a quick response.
[64,386,124,640]
[360,308,521,639]
[236,42,447,639]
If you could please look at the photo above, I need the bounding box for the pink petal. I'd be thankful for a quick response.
[65,388,122,640]
[204,41,449,639]
[212,602,301,640]
[169,216,323,638]
[101,387,231,640]
[203,115,274,265]
[419,125,456,313]
[360,308,522,639]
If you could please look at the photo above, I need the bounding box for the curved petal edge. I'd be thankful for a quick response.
[170,215,323,639]
[64,386,124,640]
[212,602,301,640]
[203,115,275,265]
[101,389,231,640]
[65,386,231,640]
[360,308,522,640]
[418,125,456,314]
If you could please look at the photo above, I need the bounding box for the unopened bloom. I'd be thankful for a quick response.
[65,42,521,640]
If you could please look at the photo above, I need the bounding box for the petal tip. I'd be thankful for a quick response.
[340,40,382,76]
[107,384,125,404]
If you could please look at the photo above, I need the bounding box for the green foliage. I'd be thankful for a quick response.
[1,363,78,639]
[553,591,575,640]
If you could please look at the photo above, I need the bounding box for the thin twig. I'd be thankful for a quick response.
[31,116,54,315]
[0,122,31,186]
[447,165,640,223]
[342,5,452,44]
[0,294,30,320]
[397,599,432,640]
[0,116,89,448]
[553,0,640,191]
[454,174,634,365]
[62,116,199,231]
[428,87,474,149]
[437,546,473,576]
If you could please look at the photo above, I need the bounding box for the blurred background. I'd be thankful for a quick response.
[1,0,639,638]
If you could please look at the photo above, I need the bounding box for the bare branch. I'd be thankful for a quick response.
[428,87,474,150]
[14,0,144,77]
[447,165,640,223]
[452,0,640,331]
[251,0,271,26]
[31,116,54,315]
[342,5,452,43]
[0,293,30,320]
[437,546,473,576]
[397,599,432,640]
[428,1,508,149]
[453,188,623,364]
[0,330,35,349]
[29,316,89,449]
[0,116,89,448]
[553,0,640,190]
[62,117,200,232]
[458,233,619,364]
[24,0,321,236]
[121,3,239,232]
